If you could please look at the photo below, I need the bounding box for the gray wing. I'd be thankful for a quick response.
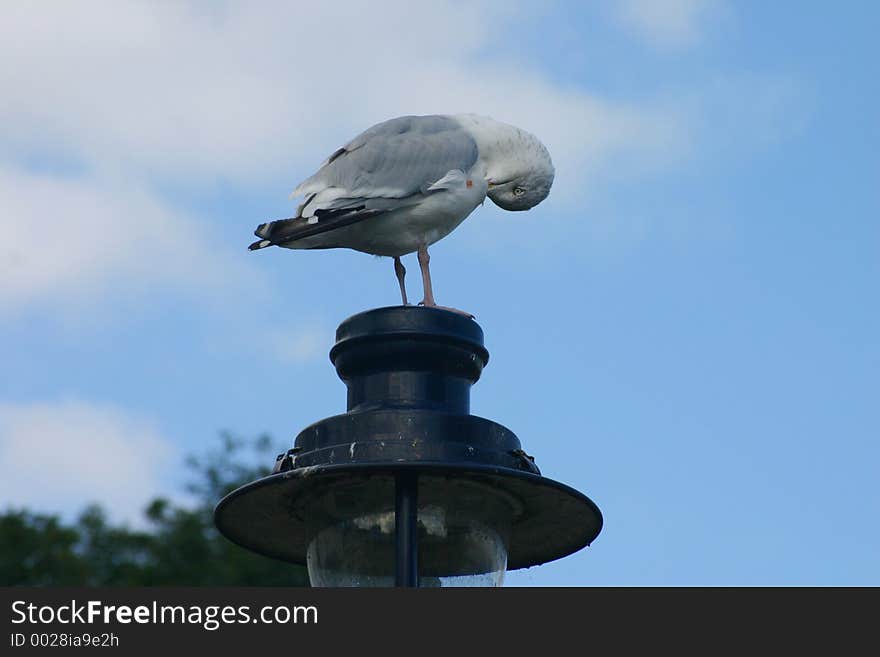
[294,115,479,211]
[250,115,478,249]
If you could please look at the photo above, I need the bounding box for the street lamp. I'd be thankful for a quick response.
[215,306,602,587]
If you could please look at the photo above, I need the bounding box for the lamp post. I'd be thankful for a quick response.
[215,306,602,587]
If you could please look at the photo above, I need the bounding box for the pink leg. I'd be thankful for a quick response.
[393,256,408,305]
[417,245,436,307]
[417,244,474,318]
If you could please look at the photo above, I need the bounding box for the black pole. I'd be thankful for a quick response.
[394,471,419,587]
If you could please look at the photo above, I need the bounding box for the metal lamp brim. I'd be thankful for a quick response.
[214,462,602,571]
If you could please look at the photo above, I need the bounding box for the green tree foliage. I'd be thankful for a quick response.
[0,433,309,586]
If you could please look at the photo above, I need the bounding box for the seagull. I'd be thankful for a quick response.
[250,114,555,314]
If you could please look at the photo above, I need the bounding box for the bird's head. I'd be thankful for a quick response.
[487,164,555,211]
[482,125,555,212]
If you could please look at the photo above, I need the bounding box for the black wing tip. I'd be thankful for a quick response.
[248,239,274,251]
[247,208,385,250]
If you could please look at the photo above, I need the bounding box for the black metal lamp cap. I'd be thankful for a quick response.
[215,306,602,570]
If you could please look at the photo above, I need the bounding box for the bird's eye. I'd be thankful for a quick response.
[513,187,526,197]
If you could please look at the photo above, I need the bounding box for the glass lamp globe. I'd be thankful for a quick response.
[305,478,513,587]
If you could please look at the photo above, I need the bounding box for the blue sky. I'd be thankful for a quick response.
[1,1,877,585]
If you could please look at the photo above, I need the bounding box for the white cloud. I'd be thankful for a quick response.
[613,0,724,49]
[0,166,254,315]
[0,1,485,183]
[0,1,687,187]
[0,400,177,524]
